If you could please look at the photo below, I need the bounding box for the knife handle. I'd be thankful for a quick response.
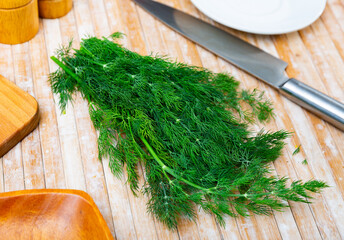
[280,78,344,131]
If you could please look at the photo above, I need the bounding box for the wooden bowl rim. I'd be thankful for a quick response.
[0,189,114,240]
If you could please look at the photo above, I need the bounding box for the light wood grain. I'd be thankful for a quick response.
[0,0,39,44]
[12,42,45,190]
[38,0,73,19]
[0,0,344,239]
[29,21,66,189]
[44,18,87,192]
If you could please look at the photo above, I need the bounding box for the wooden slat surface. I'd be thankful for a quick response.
[1,0,344,239]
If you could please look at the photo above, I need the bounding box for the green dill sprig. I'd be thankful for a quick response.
[49,34,328,230]
[293,145,301,155]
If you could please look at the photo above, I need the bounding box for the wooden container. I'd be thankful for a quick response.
[0,189,114,239]
[38,0,73,19]
[0,0,39,44]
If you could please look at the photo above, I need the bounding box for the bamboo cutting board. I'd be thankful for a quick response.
[0,75,39,157]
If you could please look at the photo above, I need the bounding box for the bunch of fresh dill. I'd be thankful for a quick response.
[49,33,327,229]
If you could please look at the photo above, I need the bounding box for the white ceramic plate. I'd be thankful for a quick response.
[190,0,327,35]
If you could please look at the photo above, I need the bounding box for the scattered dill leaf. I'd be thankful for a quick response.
[49,34,328,230]
[293,145,301,155]
[302,159,308,165]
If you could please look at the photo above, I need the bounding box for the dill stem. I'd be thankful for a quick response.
[51,56,92,103]
[127,116,144,160]
[78,55,106,67]
[140,135,279,198]
[80,44,95,57]
[51,56,82,84]
[140,135,209,192]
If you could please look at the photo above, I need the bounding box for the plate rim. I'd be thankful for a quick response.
[190,0,327,35]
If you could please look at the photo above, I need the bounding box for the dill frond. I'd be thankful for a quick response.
[49,34,328,230]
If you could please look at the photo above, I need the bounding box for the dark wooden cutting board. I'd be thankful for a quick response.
[0,75,39,157]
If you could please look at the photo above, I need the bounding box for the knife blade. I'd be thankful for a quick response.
[133,0,344,131]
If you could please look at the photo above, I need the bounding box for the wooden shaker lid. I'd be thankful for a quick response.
[0,0,32,9]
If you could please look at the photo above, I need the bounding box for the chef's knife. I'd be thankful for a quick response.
[133,0,344,131]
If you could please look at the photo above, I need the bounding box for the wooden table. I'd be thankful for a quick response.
[1,0,343,239]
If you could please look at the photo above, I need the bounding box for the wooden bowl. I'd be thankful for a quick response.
[38,0,73,19]
[0,0,39,44]
[0,189,114,240]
